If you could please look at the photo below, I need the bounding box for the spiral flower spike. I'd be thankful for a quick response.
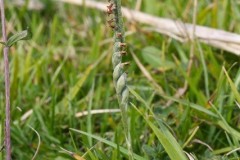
[106,0,134,159]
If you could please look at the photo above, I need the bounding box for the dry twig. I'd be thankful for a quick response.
[59,0,240,56]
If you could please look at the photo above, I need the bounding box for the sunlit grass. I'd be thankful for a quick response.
[0,0,239,159]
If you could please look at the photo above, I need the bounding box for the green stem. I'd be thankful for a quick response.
[110,0,134,159]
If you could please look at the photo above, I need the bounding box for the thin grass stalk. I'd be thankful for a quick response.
[107,0,134,159]
[0,0,11,159]
[185,0,197,88]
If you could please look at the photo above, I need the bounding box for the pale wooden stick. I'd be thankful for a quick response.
[75,109,120,118]
[20,109,121,121]
[58,0,240,56]
[12,0,44,10]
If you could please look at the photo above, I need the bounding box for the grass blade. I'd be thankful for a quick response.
[223,67,240,103]
[70,128,146,160]
[60,51,108,107]
[6,27,31,47]
[128,87,218,118]
[131,103,188,160]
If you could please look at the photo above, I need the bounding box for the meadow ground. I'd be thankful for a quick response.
[0,0,240,159]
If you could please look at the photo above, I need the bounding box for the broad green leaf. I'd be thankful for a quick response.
[141,46,175,70]
[6,27,32,47]
[131,103,188,160]
[141,46,161,68]
[70,128,146,160]
[217,120,240,140]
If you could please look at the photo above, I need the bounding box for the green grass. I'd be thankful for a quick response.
[0,0,240,159]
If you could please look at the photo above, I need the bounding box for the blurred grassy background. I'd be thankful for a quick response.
[0,0,240,159]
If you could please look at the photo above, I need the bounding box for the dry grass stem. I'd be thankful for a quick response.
[20,109,121,122]
[59,0,240,56]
